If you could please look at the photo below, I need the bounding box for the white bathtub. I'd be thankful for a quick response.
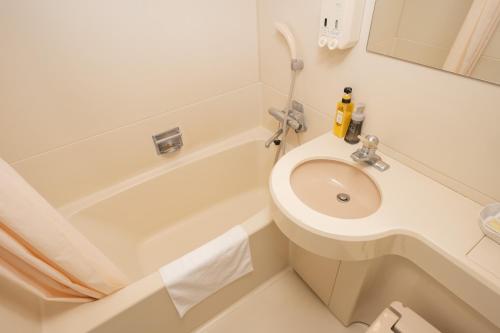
[44,128,289,333]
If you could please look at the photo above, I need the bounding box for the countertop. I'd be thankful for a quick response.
[270,132,500,327]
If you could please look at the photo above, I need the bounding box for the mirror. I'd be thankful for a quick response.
[367,0,500,85]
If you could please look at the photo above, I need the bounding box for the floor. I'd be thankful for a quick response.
[196,270,367,333]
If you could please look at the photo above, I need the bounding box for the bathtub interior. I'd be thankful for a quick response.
[68,140,275,281]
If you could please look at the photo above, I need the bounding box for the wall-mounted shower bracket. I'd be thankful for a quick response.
[152,127,183,155]
[268,100,307,133]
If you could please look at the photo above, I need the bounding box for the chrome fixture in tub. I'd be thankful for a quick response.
[152,127,183,155]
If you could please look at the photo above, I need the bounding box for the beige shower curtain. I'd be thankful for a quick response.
[0,159,128,302]
[443,0,500,75]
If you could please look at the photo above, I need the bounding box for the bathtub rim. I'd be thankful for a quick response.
[42,207,275,333]
[58,127,274,218]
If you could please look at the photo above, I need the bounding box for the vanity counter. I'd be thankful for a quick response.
[270,132,499,327]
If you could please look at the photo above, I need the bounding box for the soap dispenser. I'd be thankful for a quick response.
[344,103,365,144]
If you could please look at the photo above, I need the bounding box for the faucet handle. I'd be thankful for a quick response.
[359,134,379,149]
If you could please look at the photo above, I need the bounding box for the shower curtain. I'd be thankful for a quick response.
[443,0,500,75]
[0,159,128,302]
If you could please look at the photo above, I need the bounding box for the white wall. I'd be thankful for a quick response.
[1,0,499,205]
[0,0,260,206]
[258,0,500,203]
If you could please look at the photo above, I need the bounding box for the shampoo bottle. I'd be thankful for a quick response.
[333,87,354,138]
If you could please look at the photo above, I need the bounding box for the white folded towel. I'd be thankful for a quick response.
[159,226,253,317]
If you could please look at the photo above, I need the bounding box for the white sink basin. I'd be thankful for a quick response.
[290,159,381,219]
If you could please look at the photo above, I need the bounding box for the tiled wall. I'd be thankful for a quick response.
[258,0,500,203]
[0,0,261,206]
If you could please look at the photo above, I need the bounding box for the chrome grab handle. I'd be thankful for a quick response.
[152,127,183,155]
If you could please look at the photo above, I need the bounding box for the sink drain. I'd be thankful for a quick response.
[336,193,351,203]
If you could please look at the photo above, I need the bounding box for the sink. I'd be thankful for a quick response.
[290,159,381,219]
[270,134,500,328]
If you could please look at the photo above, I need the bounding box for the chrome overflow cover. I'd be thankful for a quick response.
[336,193,351,203]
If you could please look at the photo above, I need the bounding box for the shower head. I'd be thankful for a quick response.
[275,22,298,60]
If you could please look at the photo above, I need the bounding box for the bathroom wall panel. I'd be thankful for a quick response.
[392,39,449,69]
[0,0,259,163]
[397,0,472,50]
[366,0,403,51]
[367,0,472,68]
[12,84,261,207]
[258,0,500,202]
[472,24,500,82]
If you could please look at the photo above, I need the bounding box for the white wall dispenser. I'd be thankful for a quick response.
[318,0,365,50]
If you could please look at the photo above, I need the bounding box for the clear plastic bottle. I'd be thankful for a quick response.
[344,103,365,144]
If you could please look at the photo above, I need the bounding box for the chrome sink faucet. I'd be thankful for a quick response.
[351,134,390,172]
